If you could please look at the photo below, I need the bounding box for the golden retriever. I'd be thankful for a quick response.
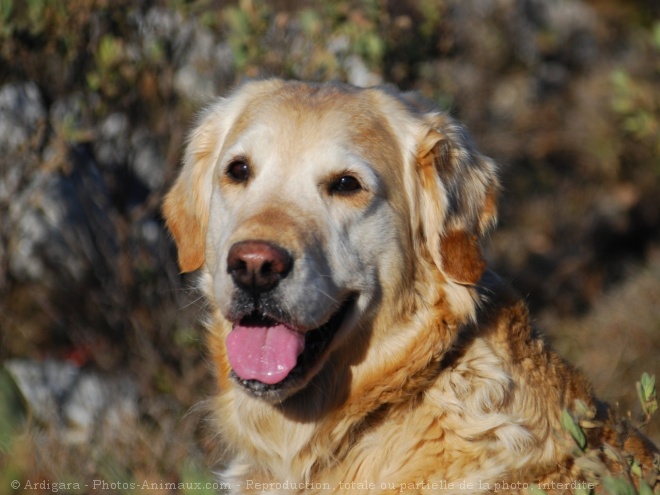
[163,79,657,494]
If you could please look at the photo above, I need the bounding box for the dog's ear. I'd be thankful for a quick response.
[162,102,225,272]
[414,111,499,285]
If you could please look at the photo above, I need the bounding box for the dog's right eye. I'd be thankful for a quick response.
[328,175,362,195]
[226,159,251,183]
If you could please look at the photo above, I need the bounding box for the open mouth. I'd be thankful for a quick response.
[226,296,356,396]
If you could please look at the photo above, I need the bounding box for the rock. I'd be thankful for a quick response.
[173,27,222,101]
[94,112,130,169]
[5,359,138,445]
[130,127,165,191]
[6,150,118,287]
[0,82,46,153]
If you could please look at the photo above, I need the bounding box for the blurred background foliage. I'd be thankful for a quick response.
[0,0,659,492]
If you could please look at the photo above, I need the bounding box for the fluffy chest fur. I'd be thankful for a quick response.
[207,286,586,494]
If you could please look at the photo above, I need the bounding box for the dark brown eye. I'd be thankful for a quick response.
[226,159,251,183]
[329,175,362,195]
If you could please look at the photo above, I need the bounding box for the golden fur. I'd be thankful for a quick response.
[163,79,657,494]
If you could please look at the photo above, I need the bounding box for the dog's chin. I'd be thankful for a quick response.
[228,295,357,403]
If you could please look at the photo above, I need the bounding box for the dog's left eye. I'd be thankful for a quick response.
[329,175,362,195]
[226,159,251,183]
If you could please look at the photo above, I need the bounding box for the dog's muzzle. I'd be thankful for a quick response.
[223,239,355,398]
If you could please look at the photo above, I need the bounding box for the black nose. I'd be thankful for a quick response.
[227,241,293,294]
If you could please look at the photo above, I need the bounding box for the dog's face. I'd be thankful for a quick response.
[163,80,498,402]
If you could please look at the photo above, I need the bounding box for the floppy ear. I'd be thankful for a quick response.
[414,112,499,285]
[162,102,225,272]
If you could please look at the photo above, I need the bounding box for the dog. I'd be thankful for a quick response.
[163,79,657,494]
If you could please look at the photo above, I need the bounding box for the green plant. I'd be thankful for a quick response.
[561,407,588,451]
[637,373,658,426]
[610,22,660,176]
[560,388,660,495]
[611,70,659,143]
[223,0,272,73]
[86,34,132,96]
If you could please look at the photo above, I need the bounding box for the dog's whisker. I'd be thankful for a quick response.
[179,293,209,310]
[310,287,340,305]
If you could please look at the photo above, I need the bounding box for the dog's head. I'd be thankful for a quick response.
[163,80,498,402]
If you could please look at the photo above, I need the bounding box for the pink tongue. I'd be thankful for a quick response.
[226,323,305,385]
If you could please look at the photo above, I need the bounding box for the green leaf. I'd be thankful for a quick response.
[561,409,587,450]
[638,373,658,417]
[603,477,637,495]
[647,399,658,416]
[639,479,654,495]
[602,477,636,495]
[640,373,656,402]
[629,458,642,478]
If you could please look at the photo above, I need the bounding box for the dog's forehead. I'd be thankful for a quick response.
[225,84,406,178]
